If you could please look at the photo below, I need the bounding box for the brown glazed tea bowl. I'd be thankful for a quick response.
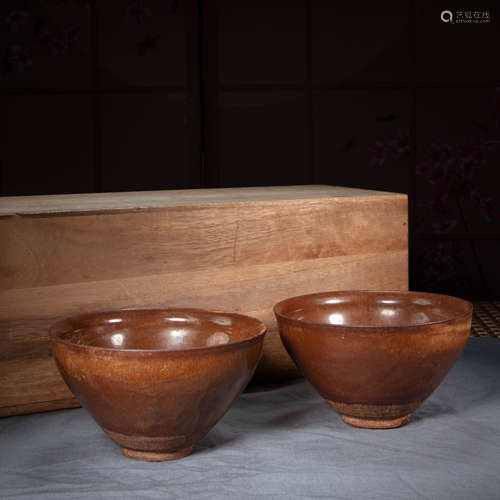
[274,291,472,429]
[51,308,266,461]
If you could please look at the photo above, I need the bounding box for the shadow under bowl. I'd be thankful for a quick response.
[274,291,472,429]
[51,308,266,461]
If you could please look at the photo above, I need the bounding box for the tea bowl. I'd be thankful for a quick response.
[274,291,472,429]
[51,308,266,461]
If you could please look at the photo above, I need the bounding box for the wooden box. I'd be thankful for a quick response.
[0,185,408,416]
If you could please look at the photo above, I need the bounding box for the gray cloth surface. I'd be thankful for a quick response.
[1,338,500,500]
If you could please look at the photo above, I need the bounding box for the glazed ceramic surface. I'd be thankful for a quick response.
[51,308,266,461]
[274,291,472,428]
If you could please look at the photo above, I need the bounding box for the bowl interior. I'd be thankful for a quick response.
[275,291,472,328]
[53,309,265,351]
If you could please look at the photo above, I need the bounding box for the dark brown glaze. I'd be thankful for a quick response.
[51,308,266,461]
[274,291,472,428]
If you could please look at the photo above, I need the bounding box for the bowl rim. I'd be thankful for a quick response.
[273,290,473,330]
[50,307,267,355]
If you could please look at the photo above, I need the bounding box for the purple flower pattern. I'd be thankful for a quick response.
[2,6,83,78]
[417,135,499,233]
[136,34,160,56]
[126,1,152,24]
[416,241,471,291]
[371,92,499,295]
[369,128,409,167]
[2,44,32,75]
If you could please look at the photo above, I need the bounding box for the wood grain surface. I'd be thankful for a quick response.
[0,185,408,416]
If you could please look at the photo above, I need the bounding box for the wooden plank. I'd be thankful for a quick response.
[1,195,405,290]
[0,357,75,408]
[0,185,408,416]
[0,185,401,216]
[0,399,81,418]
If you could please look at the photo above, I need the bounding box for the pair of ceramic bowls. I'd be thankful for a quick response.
[51,291,472,462]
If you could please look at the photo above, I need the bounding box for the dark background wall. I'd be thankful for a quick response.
[2,1,499,300]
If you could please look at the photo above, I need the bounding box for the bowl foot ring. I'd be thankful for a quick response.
[341,413,411,429]
[121,444,195,462]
